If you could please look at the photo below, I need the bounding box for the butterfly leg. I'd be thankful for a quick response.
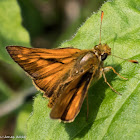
[103,66,128,80]
[102,69,122,95]
[86,93,89,121]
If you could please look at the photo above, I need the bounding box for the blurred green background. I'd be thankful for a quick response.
[0,0,106,138]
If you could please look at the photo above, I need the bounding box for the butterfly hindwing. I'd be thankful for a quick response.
[50,70,94,122]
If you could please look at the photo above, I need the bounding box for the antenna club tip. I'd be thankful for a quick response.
[128,60,139,64]
[101,11,104,19]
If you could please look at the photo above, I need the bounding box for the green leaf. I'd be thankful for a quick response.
[0,0,30,63]
[27,0,140,139]
[14,102,32,139]
[17,0,44,38]
[0,0,32,113]
[0,78,14,102]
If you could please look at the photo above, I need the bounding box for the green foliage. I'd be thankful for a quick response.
[0,0,31,138]
[0,0,31,101]
[0,0,30,63]
[27,0,140,140]
[17,0,44,38]
[14,102,32,138]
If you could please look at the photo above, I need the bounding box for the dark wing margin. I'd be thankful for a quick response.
[50,71,93,122]
[6,46,81,98]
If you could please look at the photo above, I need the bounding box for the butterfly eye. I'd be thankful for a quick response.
[95,45,99,49]
[101,53,108,61]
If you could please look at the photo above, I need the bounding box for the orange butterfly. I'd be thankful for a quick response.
[6,11,138,122]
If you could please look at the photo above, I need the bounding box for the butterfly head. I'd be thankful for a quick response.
[93,43,111,61]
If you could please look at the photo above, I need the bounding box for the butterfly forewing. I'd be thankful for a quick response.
[6,46,80,95]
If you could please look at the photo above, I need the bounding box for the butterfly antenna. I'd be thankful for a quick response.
[99,11,104,44]
[112,54,138,64]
